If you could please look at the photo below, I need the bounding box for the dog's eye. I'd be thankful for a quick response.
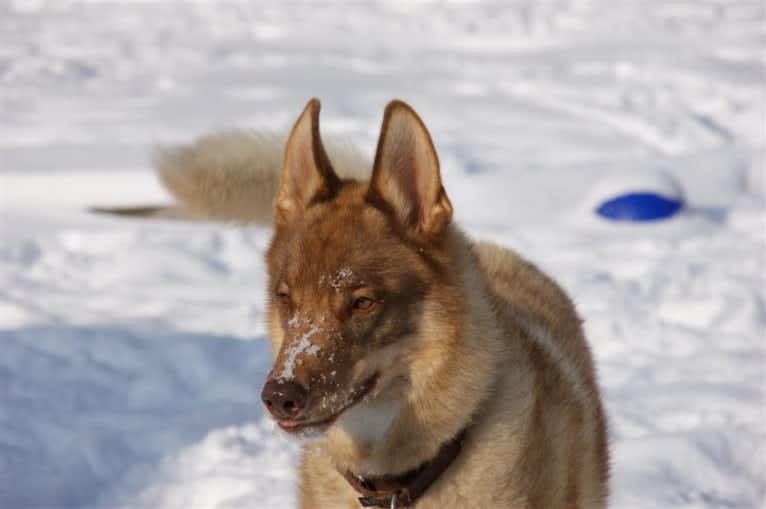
[276,283,290,301]
[352,296,375,311]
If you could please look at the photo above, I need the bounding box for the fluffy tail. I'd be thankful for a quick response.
[153,129,371,224]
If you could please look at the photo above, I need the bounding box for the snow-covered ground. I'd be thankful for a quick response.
[1,1,764,507]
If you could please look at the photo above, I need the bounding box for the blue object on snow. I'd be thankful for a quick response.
[596,192,683,221]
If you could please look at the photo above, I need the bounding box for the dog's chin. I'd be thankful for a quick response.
[274,419,330,443]
[274,411,337,440]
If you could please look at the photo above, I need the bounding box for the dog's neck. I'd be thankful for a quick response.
[339,427,468,508]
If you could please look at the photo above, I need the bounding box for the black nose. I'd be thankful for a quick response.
[261,379,308,420]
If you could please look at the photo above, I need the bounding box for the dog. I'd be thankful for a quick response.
[154,99,609,508]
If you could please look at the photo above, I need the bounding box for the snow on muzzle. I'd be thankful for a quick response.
[260,316,378,432]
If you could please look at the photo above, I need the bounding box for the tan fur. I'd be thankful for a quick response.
[154,129,369,223]
[159,99,609,508]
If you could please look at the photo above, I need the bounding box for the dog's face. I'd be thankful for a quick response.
[261,99,455,438]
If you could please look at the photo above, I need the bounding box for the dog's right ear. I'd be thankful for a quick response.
[367,100,453,239]
[275,98,340,226]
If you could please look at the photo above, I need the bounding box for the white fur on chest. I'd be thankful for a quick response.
[336,398,401,446]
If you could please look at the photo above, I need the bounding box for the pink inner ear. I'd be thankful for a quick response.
[286,134,320,208]
[370,107,451,235]
[412,137,438,208]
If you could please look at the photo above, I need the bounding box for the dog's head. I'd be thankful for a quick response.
[261,99,461,439]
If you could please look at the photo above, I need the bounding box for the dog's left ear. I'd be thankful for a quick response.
[275,98,341,226]
[367,100,453,239]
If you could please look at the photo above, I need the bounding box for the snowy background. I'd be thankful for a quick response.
[1,1,764,508]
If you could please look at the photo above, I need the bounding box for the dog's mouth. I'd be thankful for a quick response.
[276,373,378,435]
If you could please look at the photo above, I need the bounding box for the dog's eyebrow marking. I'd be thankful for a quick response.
[330,267,354,291]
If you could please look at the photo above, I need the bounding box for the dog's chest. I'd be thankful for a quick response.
[336,398,401,446]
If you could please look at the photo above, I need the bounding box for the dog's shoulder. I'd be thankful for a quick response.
[469,239,609,506]
[470,239,595,378]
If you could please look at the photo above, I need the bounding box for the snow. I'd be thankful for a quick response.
[329,267,354,292]
[582,169,685,210]
[1,1,764,508]
[277,321,322,381]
